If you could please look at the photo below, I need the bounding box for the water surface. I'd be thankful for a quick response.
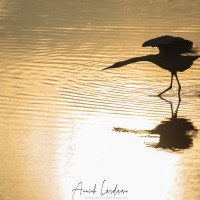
[0,0,200,200]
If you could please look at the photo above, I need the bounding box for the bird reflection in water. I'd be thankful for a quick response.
[147,97,198,150]
[114,98,198,151]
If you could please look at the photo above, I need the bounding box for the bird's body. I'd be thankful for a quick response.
[146,54,199,72]
[103,35,199,98]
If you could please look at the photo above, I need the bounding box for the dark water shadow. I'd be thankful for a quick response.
[114,97,198,151]
[147,97,198,150]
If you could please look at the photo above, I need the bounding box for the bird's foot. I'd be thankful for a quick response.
[157,93,164,98]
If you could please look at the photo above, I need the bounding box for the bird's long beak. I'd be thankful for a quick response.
[102,66,112,70]
[102,63,118,70]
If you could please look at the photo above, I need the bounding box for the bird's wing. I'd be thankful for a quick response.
[166,39,194,54]
[142,35,182,47]
[142,35,195,55]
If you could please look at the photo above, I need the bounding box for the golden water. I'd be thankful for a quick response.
[0,0,200,200]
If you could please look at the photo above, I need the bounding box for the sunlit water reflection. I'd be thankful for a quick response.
[0,0,200,200]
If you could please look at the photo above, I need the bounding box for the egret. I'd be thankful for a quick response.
[103,35,199,98]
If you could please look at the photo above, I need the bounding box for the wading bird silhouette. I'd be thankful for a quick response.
[103,35,199,99]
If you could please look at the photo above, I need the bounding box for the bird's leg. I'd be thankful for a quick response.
[158,72,174,96]
[174,72,181,101]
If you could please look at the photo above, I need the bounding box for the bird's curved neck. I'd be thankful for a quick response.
[123,55,155,65]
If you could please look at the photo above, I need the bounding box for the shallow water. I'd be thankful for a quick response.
[0,0,200,200]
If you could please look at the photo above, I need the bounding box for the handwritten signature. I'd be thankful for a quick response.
[72,180,128,199]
